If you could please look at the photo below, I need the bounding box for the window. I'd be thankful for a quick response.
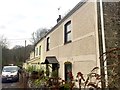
[64,62,72,82]
[35,47,38,56]
[46,37,50,51]
[39,46,41,55]
[64,21,72,44]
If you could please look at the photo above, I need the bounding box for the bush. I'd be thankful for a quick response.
[26,65,37,73]
[60,83,71,90]
[51,70,58,77]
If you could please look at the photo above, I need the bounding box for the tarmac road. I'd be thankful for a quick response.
[1,73,25,89]
[2,81,22,88]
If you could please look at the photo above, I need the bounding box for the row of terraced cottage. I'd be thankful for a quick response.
[23,0,120,88]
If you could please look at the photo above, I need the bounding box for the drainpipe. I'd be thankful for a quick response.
[100,0,108,87]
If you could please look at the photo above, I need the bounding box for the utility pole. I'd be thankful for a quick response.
[24,40,26,63]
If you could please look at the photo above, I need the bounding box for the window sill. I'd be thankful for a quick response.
[46,50,50,52]
[64,40,72,45]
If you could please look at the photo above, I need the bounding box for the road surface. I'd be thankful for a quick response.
[2,81,23,88]
[1,73,25,89]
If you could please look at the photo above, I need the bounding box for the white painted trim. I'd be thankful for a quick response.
[49,32,95,51]
[73,32,95,42]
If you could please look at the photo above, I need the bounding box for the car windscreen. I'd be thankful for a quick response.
[2,67,18,72]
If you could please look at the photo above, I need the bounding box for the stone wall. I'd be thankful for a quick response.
[97,1,120,88]
[103,2,120,49]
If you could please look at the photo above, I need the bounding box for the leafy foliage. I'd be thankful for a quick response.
[0,35,9,48]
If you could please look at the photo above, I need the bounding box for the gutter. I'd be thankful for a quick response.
[100,0,108,87]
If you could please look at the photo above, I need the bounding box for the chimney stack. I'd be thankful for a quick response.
[57,15,61,23]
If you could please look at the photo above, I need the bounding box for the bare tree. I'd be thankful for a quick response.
[30,28,49,45]
[0,35,9,48]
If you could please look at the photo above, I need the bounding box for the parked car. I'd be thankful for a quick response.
[2,66,20,83]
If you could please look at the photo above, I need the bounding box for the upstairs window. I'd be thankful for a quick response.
[39,46,41,55]
[35,47,38,56]
[64,21,72,44]
[46,37,50,51]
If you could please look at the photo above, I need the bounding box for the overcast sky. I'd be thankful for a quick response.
[0,0,81,49]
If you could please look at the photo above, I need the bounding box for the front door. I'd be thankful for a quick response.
[64,62,72,82]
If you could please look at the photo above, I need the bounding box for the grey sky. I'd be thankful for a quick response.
[0,0,80,48]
